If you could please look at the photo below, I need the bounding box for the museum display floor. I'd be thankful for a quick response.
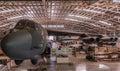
[10,54,120,71]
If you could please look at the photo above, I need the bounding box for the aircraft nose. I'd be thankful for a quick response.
[1,30,32,56]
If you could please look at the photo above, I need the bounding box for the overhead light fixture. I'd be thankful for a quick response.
[0,9,22,14]
[75,8,105,14]
[68,14,91,20]
[28,11,34,14]
[65,18,79,22]
[114,16,120,19]
[27,6,32,10]
[0,23,10,28]
[7,16,23,20]
[65,18,99,27]
[113,0,120,2]
[7,15,28,20]
[99,21,111,26]
[90,23,99,27]
[51,10,54,13]
[83,9,104,14]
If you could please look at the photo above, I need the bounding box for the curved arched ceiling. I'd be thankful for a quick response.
[0,0,120,37]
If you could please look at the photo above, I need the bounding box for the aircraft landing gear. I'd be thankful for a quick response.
[40,67,47,71]
[39,64,47,71]
[14,60,23,65]
[31,59,38,65]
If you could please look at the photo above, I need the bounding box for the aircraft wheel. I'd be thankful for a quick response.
[31,59,38,65]
[14,60,23,65]
[41,68,47,71]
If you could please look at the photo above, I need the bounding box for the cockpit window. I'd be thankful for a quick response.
[15,19,35,30]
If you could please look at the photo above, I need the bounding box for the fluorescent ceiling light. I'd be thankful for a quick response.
[7,15,28,20]
[65,18,79,22]
[27,6,30,9]
[114,16,120,19]
[113,0,120,2]
[27,6,32,10]
[83,9,104,14]
[99,21,111,26]
[75,8,104,14]
[52,6,55,9]
[0,9,22,13]
[0,10,14,13]
[8,16,23,20]
[68,14,91,20]
[90,23,99,27]
[28,11,34,14]
[0,23,10,28]
[51,10,54,13]
[65,18,99,27]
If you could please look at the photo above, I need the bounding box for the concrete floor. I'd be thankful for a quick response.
[10,54,120,71]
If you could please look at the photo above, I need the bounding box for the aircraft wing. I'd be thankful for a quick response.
[46,28,88,38]
[46,28,102,38]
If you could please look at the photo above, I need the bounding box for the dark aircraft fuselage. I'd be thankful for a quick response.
[1,19,48,60]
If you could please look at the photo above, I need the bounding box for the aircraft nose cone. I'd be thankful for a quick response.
[1,30,32,57]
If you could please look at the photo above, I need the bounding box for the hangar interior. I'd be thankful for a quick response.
[0,0,120,71]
